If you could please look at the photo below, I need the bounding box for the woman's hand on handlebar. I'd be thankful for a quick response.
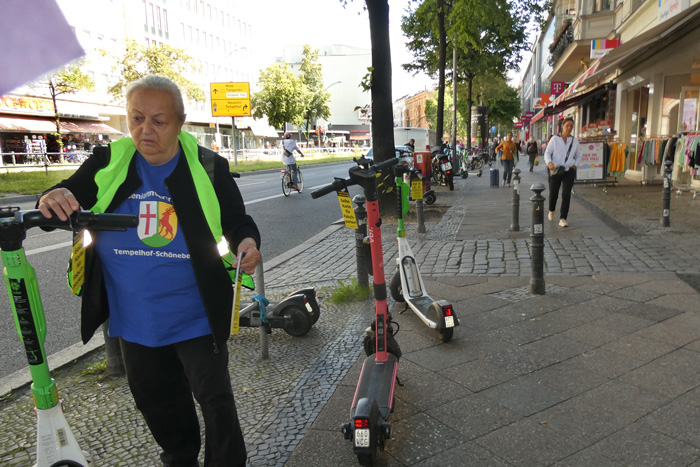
[38,188,81,222]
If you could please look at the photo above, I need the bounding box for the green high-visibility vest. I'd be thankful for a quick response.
[73,131,253,290]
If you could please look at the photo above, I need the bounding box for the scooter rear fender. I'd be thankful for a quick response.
[426,299,459,330]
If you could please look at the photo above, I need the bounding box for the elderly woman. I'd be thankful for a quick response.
[38,75,260,467]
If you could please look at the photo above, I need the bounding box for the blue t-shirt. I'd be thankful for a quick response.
[95,151,210,347]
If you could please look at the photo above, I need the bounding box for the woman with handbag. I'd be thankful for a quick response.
[526,137,539,172]
[544,117,582,228]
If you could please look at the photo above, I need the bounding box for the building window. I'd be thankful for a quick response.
[150,3,155,28]
[143,0,148,25]
[593,0,612,12]
[156,6,161,30]
[163,10,168,33]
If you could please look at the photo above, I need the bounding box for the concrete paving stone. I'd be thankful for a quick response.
[642,398,700,449]
[482,334,589,376]
[524,358,610,399]
[577,380,670,424]
[475,418,580,466]
[591,422,700,466]
[616,301,683,323]
[568,346,647,379]
[438,358,517,393]
[553,448,623,467]
[283,428,362,467]
[618,355,700,398]
[427,392,521,440]
[602,333,677,362]
[384,412,465,465]
[412,440,512,467]
[634,312,700,347]
[481,374,569,417]
[535,398,627,449]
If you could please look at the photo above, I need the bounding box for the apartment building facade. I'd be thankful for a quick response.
[522,0,700,187]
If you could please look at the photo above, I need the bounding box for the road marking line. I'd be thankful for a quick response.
[25,241,73,256]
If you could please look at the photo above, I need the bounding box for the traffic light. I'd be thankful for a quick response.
[328,122,332,130]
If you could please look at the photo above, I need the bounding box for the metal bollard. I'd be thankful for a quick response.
[102,321,125,376]
[416,197,426,234]
[353,194,370,288]
[661,158,672,227]
[529,183,546,295]
[510,169,521,231]
[255,258,269,360]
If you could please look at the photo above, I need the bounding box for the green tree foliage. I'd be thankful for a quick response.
[299,45,331,141]
[402,0,548,146]
[475,72,521,130]
[251,62,309,129]
[107,39,204,102]
[32,59,95,160]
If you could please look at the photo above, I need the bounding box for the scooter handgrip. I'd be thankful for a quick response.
[82,212,139,231]
[372,157,400,172]
[311,179,347,199]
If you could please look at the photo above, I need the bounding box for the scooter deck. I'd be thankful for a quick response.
[406,296,439,328]
[351,353,399,421]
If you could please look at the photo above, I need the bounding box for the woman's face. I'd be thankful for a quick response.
[562,120,574,136]
[127,88,184,166]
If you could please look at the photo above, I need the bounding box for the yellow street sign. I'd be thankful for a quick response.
[210,82,251,117]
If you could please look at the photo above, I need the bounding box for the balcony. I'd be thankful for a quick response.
[549,6,618,83]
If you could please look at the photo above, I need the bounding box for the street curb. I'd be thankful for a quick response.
[0,334,105,397]
[0,194,41,205]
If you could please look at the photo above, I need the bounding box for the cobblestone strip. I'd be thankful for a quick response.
[245,302,371,466]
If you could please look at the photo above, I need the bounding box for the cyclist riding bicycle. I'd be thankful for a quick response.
[281,132,304,190]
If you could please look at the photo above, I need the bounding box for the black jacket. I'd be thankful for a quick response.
[43,145,261,349]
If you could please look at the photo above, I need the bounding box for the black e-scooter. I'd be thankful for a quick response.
[312,156,401,466]
[0,207,138,467]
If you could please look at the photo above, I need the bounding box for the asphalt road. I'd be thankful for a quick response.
[0,161,360,381]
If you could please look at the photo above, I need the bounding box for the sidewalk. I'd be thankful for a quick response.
[2,160,700,466]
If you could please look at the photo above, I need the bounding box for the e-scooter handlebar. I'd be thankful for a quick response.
[21,210,138,232]
[311,178,352,199]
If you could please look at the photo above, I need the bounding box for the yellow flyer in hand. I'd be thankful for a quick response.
[230,253,243,335]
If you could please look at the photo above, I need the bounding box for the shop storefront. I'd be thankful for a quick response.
[0,95,123,165]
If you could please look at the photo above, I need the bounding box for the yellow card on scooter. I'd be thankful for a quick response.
[230,254,243,335]
[337,191,358,229]
[411,179,422,201]
[71,229,86,295]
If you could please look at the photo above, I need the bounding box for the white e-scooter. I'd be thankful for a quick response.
[387,165,459,342]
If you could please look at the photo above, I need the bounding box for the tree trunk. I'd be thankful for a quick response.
[49,80,64,163]
[366,0,397,218]
[450,39,457,158]
[466,77,473,151]
[436,0,446,146]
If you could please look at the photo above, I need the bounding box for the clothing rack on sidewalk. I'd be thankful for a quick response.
[672,131,700,198]
[576,136,618,192]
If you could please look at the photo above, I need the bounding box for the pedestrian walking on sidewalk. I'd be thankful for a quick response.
[496,132,518,186]
[526,137,539,172]
[37,74,261,467]
[544,117,582,228]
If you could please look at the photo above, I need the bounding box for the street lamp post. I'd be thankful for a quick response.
[316,81,342,147]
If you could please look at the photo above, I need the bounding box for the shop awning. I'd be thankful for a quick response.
[0,115,57,133]
[60,120,122,135]
[349,134,370,141]
[0,115,122,134]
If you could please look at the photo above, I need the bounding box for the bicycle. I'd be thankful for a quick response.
[281,164,304,196]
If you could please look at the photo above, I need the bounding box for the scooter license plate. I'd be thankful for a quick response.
[305,302,313,312]
[441,162,452,171]
[445,316,455,328]
[355,428,370,448]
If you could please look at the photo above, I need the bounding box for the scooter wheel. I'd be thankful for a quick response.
[363,334,375,357]
[448,178,454,191]
[439,327,454,343]
[461,171,468,179]
[389,271,405,303]
[278,305,312,337]
[424,192,436,205]
[477,170,482,177]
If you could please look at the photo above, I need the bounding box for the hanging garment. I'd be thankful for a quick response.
[609,142,627,177]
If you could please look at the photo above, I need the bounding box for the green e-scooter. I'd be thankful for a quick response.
[388,165,459,343]
[0,207,137,467]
